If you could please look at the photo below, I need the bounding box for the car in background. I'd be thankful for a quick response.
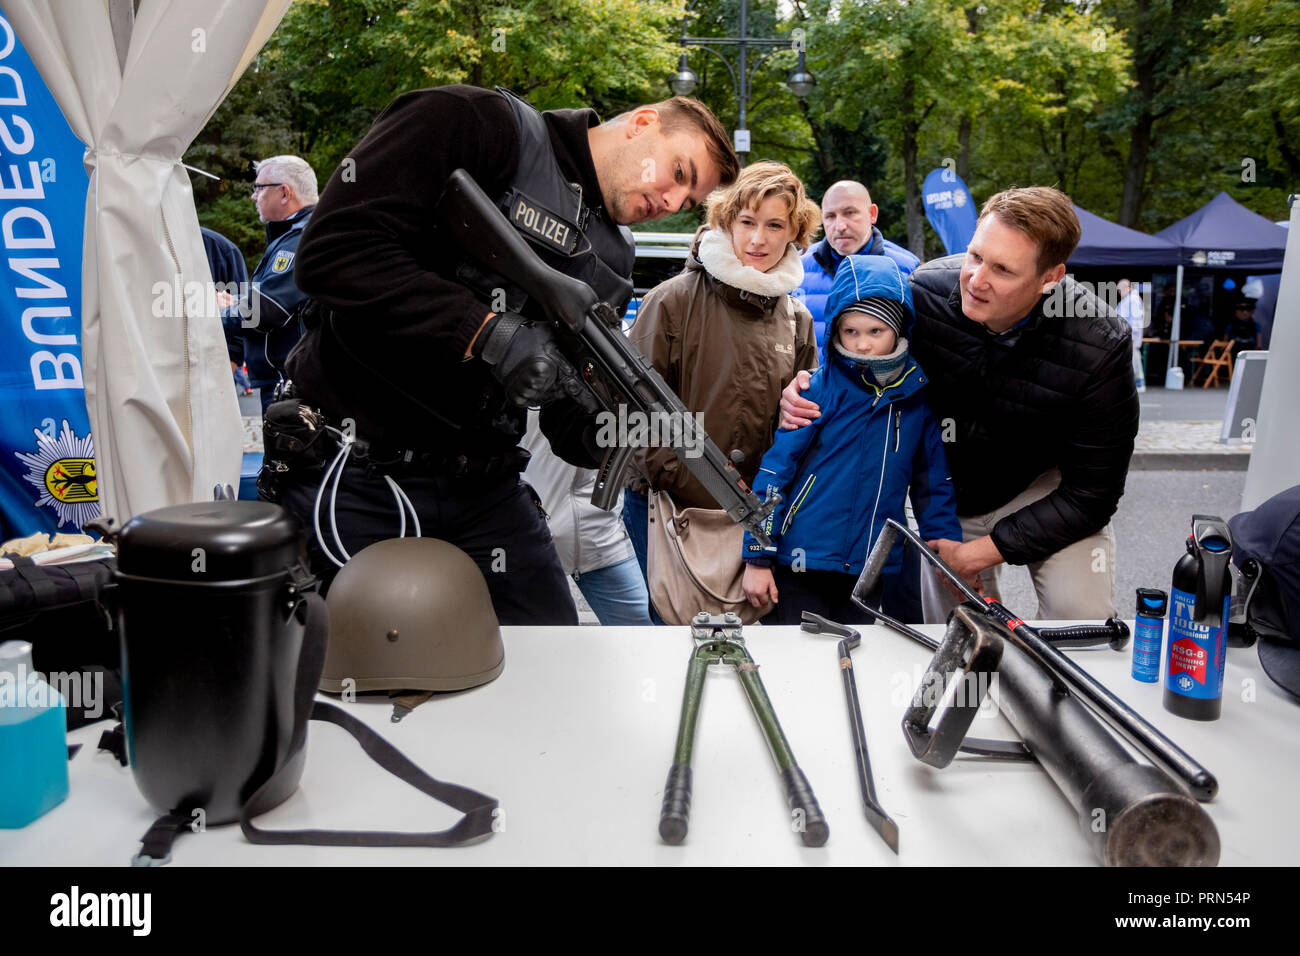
[622,231,694,327]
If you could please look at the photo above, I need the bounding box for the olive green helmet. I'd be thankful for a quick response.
[321,538,504,698]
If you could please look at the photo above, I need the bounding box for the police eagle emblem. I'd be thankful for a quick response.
[14,420,100,529]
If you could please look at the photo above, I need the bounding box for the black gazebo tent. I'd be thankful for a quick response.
[1068,205,1179,268]
[1155,191,1289,271]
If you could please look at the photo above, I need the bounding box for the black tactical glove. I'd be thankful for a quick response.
[474,311,576,407]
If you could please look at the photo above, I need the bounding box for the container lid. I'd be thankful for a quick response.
[0,640,33,676]
[115,501,306,583]
[1136,587,1168,617]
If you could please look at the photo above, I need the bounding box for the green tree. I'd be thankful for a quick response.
[974,1,1130,204]
[804,0,973,254]
[1210,0,1300,182]
[186,63,300,268]
[1093,0,1225,227]
[268,0,687,178]
[186,0,691,257]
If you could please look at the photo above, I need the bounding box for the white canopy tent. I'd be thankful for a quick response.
[1,0,292,523]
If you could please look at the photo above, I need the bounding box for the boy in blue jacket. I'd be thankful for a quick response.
[742,255,961,624]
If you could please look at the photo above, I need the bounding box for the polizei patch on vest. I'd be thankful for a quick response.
[506,190,579,255]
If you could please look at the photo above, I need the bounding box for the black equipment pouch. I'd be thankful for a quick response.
[0,556,120,729]
[263,400,333,472]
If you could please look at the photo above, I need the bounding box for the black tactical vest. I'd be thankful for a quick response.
[453,88,635,316]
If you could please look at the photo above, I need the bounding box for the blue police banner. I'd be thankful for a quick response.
[0,13,96,540]
[922,167,978,256]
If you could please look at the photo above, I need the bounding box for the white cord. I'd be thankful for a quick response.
[328,443,353,563]
[387,475,406,538]
[313,440,352,568]
[314,429,423,565]
[384,474,422,538]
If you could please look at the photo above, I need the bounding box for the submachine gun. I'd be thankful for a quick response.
[436,169,779,547]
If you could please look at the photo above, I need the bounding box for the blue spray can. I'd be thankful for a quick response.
[1132,588,1167,682]
[1164,515,1232,721]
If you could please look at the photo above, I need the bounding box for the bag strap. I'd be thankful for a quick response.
[657,491,747,607]
[240,699,499,847]
[11,559,57,605]
[239,591,498,847]
[131,592,498,864]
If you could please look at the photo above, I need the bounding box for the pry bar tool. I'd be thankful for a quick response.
[799,613,900,853]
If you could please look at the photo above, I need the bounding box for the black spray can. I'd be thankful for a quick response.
[1164,515,1232,720]
[1132,588,1167,683]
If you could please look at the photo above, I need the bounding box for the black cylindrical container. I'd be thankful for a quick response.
[1165,518,1232,721]
[992,641,1219,867]
[113,502,314,825]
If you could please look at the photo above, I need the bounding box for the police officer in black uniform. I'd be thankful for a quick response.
[224,155,318,413]
[276,85,738,624]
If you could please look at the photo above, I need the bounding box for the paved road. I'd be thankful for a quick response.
[995,468,1247,620]
[1138,386,1230,422]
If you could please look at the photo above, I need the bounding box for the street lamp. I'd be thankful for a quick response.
[668,0,814,161]
[785,50,816,99]
[669,53,698,97]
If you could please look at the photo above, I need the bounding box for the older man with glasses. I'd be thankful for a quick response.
[222,155,318,413]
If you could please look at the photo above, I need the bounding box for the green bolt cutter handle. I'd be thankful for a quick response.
[658,613,829,847]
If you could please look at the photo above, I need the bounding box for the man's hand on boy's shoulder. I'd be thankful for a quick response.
[779,369,820,429]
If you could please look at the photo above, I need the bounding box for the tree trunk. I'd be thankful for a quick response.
[958,5,978,183]
[1119,110,1153,227]
[800,100,834,181]
[957,115,971,183]
[1118,0,1155,227]
[1272,111,1300,180]
[902,76,924,257]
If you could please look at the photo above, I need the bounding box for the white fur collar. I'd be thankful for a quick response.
[696,228,805,297]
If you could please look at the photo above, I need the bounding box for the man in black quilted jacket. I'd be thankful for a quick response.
[783,186,1138,621]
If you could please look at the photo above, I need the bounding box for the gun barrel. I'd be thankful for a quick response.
[992,640,1220,866]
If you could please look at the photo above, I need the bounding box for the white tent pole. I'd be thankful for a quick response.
[1242,195,1300,510]
[1169,264,1184,369]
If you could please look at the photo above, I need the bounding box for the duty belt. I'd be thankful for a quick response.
[351,441,531,479]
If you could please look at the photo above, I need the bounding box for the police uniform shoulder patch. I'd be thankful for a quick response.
[272,251,294,274]
[504,189,580,256]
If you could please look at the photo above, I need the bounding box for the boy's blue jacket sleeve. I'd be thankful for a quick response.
[742,372,830,567]
[910,402,962,542]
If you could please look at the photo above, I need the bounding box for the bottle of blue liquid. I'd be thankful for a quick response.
[0,640,69,827]
[1132,588,1167,682]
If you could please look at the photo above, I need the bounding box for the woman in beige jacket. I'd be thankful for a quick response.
[623,161,821,616]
